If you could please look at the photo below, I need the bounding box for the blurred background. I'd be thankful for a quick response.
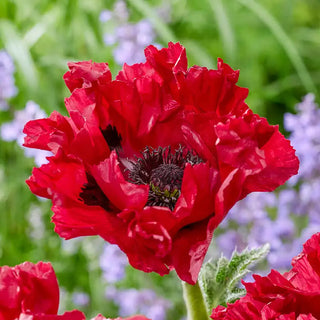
[0,0,319,319]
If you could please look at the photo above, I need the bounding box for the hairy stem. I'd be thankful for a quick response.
[182,281,209,320]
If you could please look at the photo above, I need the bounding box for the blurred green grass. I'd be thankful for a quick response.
[0,0,319,318]
[0,0,319,116]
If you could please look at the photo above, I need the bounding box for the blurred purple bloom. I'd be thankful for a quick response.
[103,33,116,46]
[0,50,17,110]
[99,10,112,23]
[109,20,156,65]
[226,192,276,226]
[216,190,300,270]
[284,94,320,223]
[298,179,320,221]
[100,244,128,283]
[266,224,320,270]
[1,100,52,165]
[215,230,247,259]
[299,223,320,243]
[267,240,302,270]
[101,1,161,65]
[251,214,293,245]
[277,189,298,217]
[284,93,320,183]
[72,291,90,307]
[113,0,129,22]
[106,287,171,320]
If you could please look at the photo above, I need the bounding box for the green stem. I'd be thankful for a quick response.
[182,281,209,320]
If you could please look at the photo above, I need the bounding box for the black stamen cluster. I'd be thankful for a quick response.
[128,145,202,210]
[101,124,122,151]
[128,147,163,185]
[79,173,118,212]
[150,163,184,191]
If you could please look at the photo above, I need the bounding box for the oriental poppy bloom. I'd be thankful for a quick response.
[21,315,150,320]
[0,261,59,320]
[0,261,83,320]
[24,42,299,284]
[211,232,320,320]
[0,261,149,320]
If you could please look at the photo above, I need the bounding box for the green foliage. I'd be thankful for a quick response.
[236,0,318,97]
[199,244,270,312]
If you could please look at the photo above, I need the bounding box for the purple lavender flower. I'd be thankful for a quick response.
[100,244,128,283]
[284,94,320,224]
[249,214,296,269]
[112,20,156,65]
[0,50,17,110]
[284,94,320,183]
[267,240,302,270]
[112,0,129,22]
[215,229,247,259]
[1,100,52,166]
[215,190,301,270]
[298,179,320,221]
[226,192,277,226]
[299,223,320,243]
[101,0,161,65]
[276,189,299,217]
[72,291,90,307]
[99,10,112,23]
[106,287,171,320]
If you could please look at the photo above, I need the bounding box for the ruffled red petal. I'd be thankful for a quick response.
[120,216,172,276]
[211,233,320,320]
[63,61,111,93]
[181,62,249,118]
[26,154,87,200]
[23,111,75,155]
[91,151,149,211]
[172,217,213,284]
[0,262,59,320]
[145,42,187,77]
[90,316,150,320]
[18,310,85,320]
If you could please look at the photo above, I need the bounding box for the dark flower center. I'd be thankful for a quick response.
[81,125,202,212]
[128,146,202,210]
[150,163,184,190]
[101,124,122,151]
[79,173,119,213]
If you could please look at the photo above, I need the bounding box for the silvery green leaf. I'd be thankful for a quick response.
[199,243,270,313]
[226,287,246,304]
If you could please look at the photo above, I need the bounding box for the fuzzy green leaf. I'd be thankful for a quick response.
[199,243,270,313]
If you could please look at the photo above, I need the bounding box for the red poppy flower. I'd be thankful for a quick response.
[0,261,150,320]
[24,42,299,284]
[211,232,320,320]
[18,313,150,320]
[18,310,86,320]
[0,261,59,320]
[0,261,86,320]
[91,316,150,320]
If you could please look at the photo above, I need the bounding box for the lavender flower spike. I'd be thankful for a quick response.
[100,0,160,65]
[1,100,52,166]
[106,287,171,320]
[0,50,17,110]
[100,244,128,283]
